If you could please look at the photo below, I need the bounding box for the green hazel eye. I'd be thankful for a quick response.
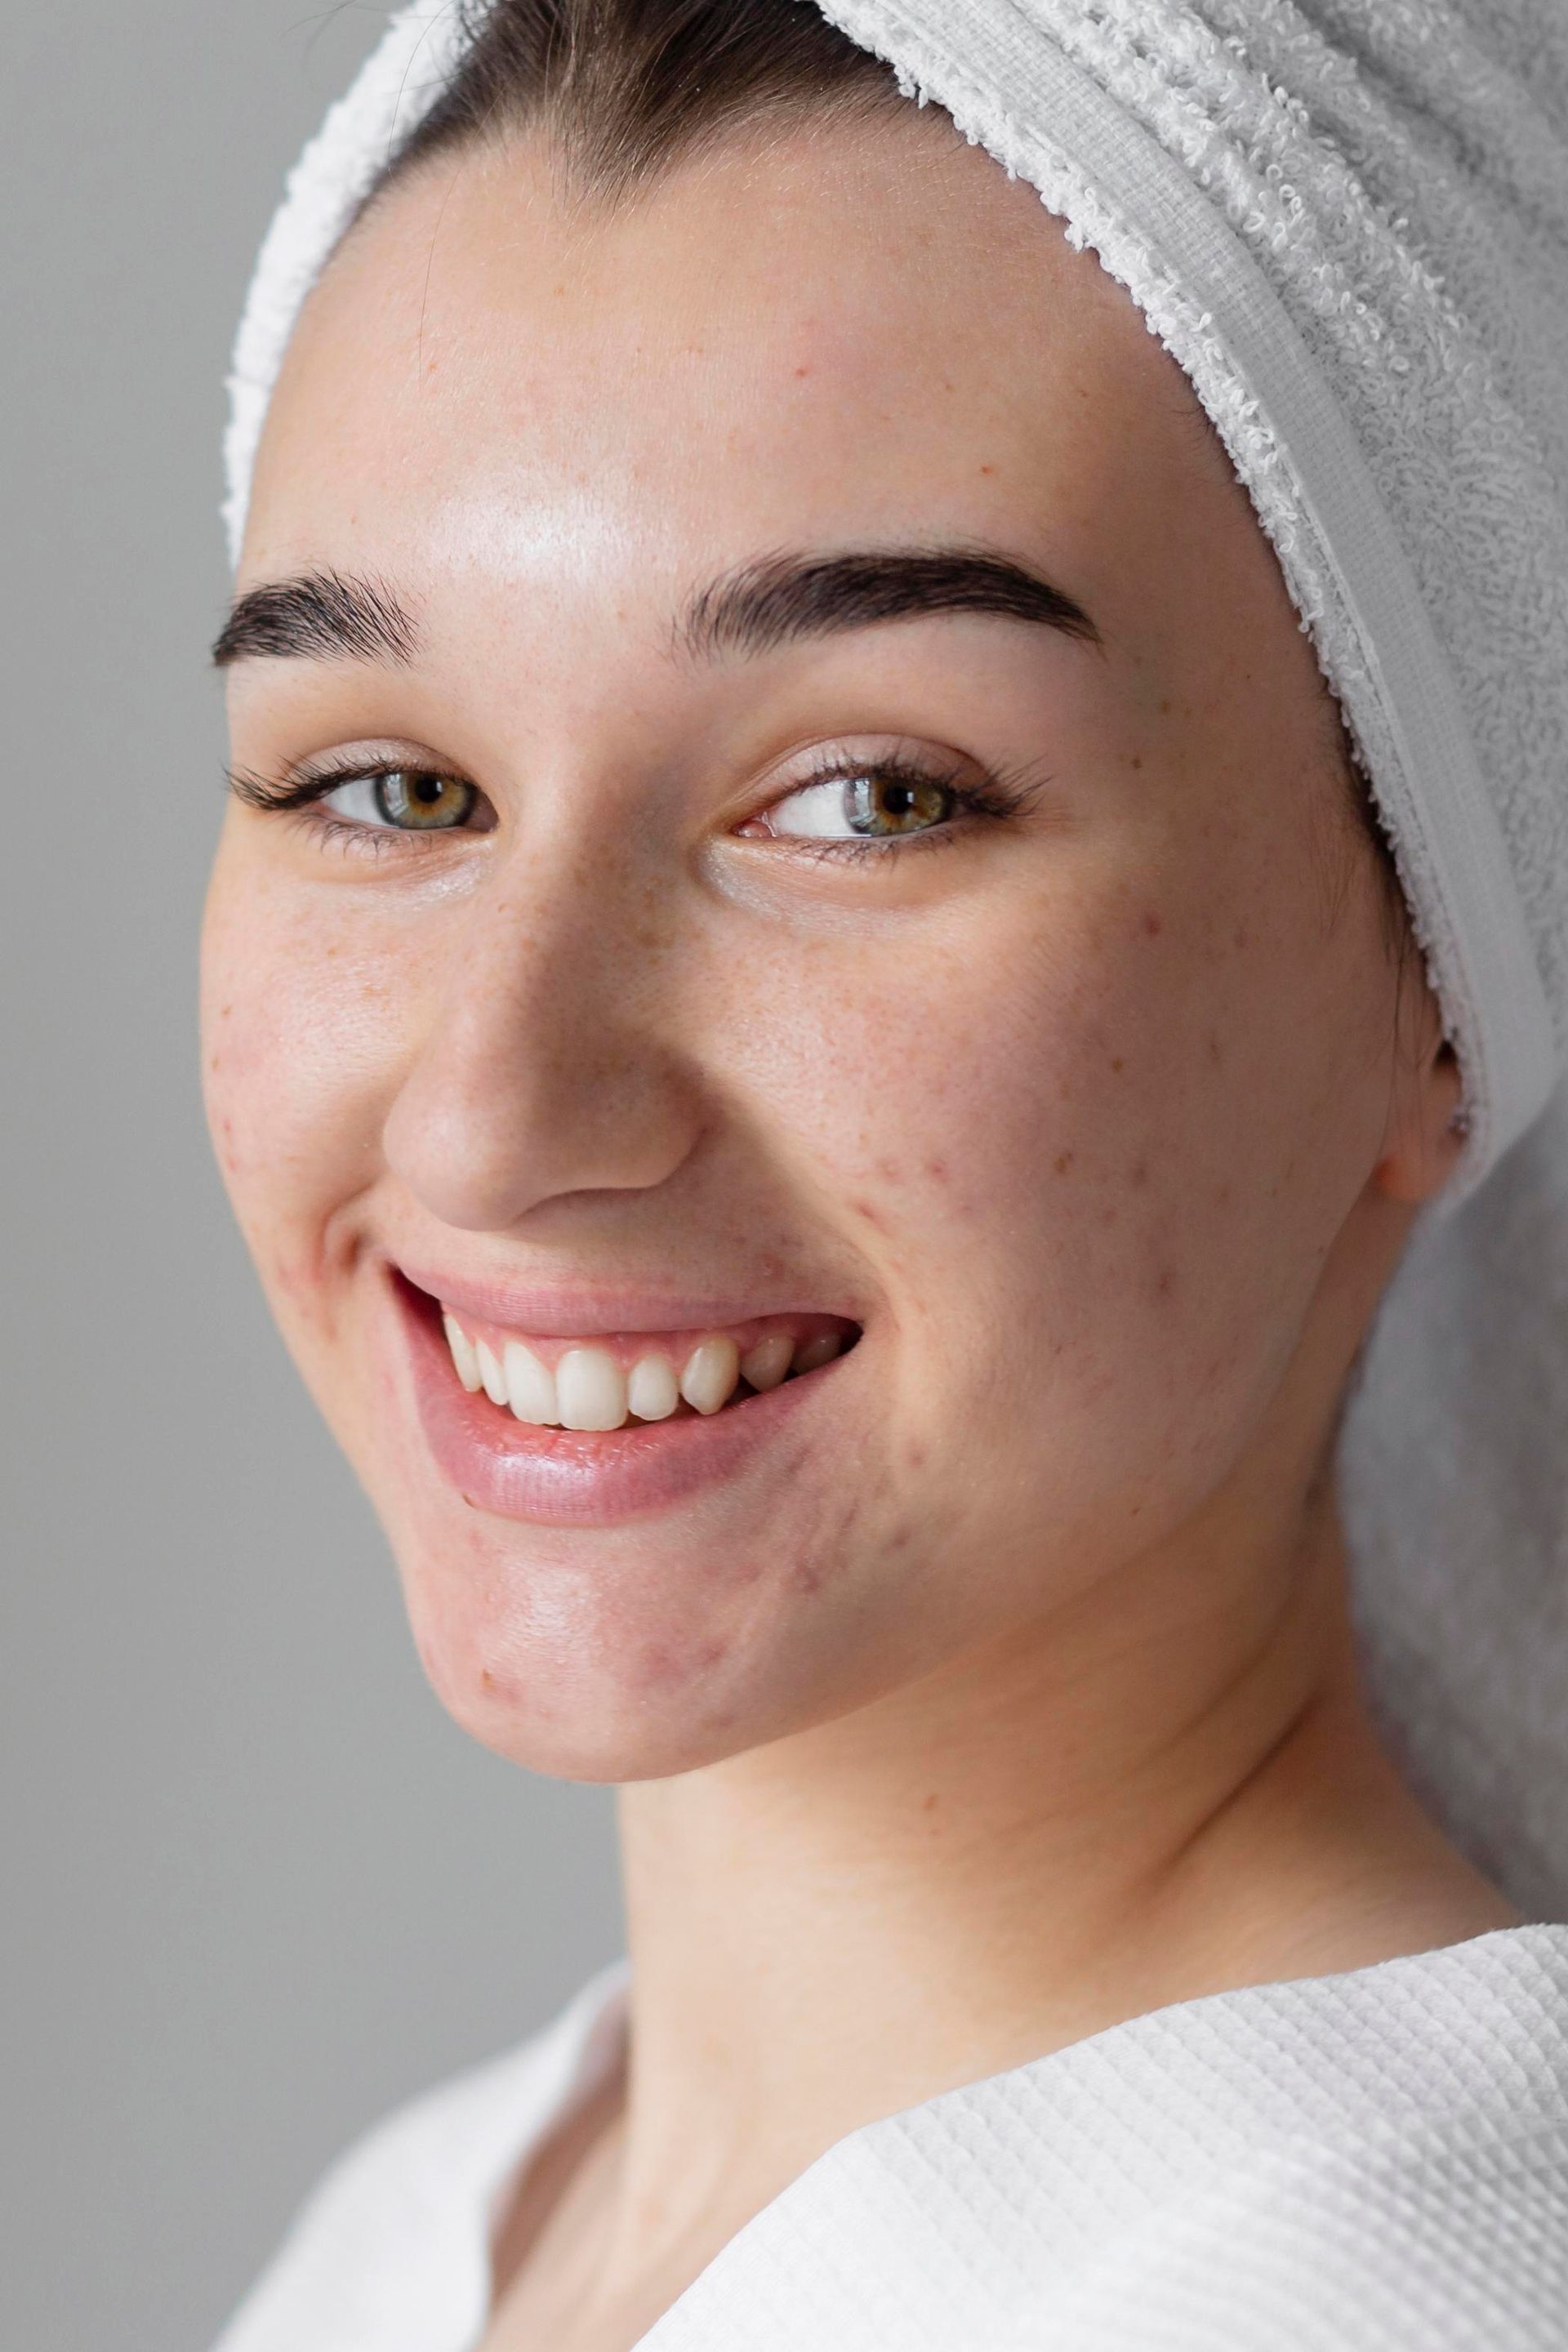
[374,770,475,830]
[845,772,955,835]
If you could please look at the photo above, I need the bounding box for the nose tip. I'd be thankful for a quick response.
[381,951,705,1232]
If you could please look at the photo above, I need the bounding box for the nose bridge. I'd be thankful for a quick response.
[381,815,700,1232]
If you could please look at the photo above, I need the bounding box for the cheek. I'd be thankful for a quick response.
[199,844,413,1327]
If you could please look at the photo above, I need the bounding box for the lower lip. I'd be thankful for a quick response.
[390,1272,846,1527]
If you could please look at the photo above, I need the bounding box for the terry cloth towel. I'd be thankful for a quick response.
[220,2,1568,1913]
[211,1931,1568,2350]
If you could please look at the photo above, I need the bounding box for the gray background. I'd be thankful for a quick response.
[2,10,621,2348]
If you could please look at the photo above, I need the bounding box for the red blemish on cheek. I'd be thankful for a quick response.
[1143,911,1162,938]
[924,1158,950,1184]
[849,1196,889,1232]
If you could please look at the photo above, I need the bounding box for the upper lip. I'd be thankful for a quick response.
[390,1257,862,1339]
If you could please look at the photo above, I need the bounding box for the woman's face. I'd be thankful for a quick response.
[204,114,1446,1779]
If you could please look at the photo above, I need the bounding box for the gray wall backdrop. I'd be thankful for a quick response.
[2,11,622,2349]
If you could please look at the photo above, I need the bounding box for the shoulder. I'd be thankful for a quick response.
[208,1960,627,2352]
[1009,1927,1568,2349]
[1030,2095,1568,2350]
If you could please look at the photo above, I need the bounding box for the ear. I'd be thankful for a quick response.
[1373,1035,1465,1205]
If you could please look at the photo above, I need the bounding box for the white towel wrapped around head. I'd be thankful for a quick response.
[222,1,1568,1913]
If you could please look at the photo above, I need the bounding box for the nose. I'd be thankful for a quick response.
[381,832,706,1232]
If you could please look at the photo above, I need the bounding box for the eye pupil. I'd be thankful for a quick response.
[845,771,951,835]
[374,769,472,830]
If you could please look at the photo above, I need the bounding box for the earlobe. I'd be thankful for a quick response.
[1374,1040,1465,1205]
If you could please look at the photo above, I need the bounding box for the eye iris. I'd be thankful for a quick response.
[375,770,471,830]
[845,772,951,836]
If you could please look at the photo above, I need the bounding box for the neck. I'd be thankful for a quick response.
[601,1477,1514,2265]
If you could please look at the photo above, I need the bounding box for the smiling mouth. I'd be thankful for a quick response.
[436,1303,861,1432]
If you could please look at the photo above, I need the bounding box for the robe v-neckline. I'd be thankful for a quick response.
[444,1924,1568,2351]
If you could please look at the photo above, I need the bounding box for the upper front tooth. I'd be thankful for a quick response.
[627,1353,679,1421]
[475,1339,510,1407]
[443,1313,483,1394]
[505,1339,561,1427]
[791,1332,843,1374]
[740,1332,794,1392]
[556,1347,630,1432]
[679,1334,741,1414]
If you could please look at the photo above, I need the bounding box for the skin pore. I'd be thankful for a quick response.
[203,103,1520,2352]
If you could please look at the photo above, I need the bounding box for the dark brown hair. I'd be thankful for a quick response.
[378,0,906,205]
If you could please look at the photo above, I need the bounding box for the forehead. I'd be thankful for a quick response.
[247,113,1232,620]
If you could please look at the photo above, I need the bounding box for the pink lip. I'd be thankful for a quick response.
[389,1270,854,1527]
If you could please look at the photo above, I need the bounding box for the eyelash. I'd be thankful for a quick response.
[225,748,1045,866]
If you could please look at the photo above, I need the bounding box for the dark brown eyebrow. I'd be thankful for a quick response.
[211,569,417,669]
[675,546,1102,664]
[212,544,1102,673]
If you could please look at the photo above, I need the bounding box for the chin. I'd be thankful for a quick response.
[387,1524,850,1784]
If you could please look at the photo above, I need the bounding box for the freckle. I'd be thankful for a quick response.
[1216,1182,1232,1206]
[1131,1160,1149,1187]
[905,1443,928,1471]
[1131,755,1144,772]
[1155,1267,1176,1299]
[1233,924,1250,951]
[889,1526,913,1552]
[794,363,812,378]
[480,1668,496,1690]
[1143,911,1161,937]
[220,1004,232,1020]
[1158,697,1173,715]
[921,1791,939,1812]
[1053,1151,1075,1175]
[978,463,996,476]
[1207,1031,1223,1066]
[1111,1058,1125,1074]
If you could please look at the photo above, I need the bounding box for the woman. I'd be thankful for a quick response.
[204,2,1568,2345]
